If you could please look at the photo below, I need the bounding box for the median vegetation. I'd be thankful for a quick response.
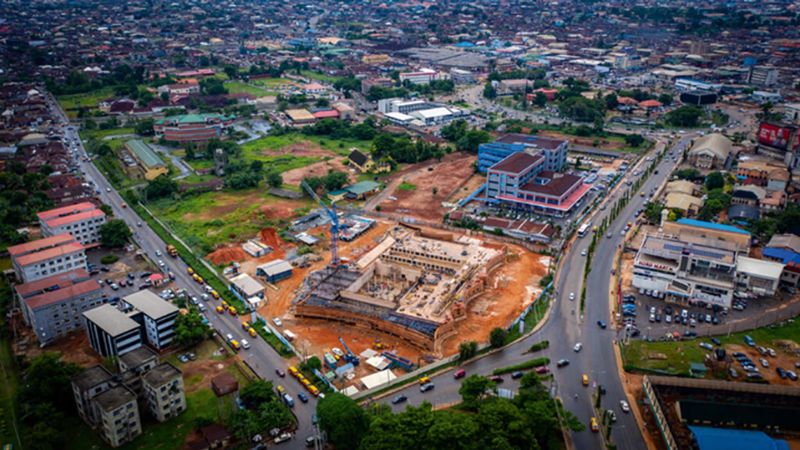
[492,357,550,375]
[527,340,550,353]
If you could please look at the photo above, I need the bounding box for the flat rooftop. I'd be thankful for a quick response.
[94,385,136,411]
[123,290,178,319]
[83,304,140,336]
[142,362,181,387]
[641,234,736,265]
[72,365,113,391]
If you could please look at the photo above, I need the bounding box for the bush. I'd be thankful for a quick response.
[492,357,550,375]
[100,254,119,265]
[527,340,550,353]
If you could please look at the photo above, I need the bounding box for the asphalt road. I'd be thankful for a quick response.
[380,132,695,450]
[50,100,316,449]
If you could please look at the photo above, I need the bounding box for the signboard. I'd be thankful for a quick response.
[758,122,799,151]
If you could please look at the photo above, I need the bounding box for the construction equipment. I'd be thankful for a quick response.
[338,336,360,366]
[382,351,415,372]
[301,180,340,267]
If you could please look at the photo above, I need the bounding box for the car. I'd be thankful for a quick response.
[241,339,250,350]
[777,367,787,379]
[305,435,321,448]
[488,375,504,383]
[110,283,119,290]
[420,383,435,393]
[590,417,599,432]
[574,343,583,352]
[557,359,570,368]
[298,392,309,403]
[729,368,738,378]
[665,315,672,324]
[569,292,575,301]
[582,374,589,386]
[744,335,755,346]
[620,400,630,413]
[597,320,606,329]
[649,314,656,323]
[711,337,721,346]
[699,342,714,351]
[391,394,408,404]
[137,222,142,227]
[274,432,293,444]
[225,333,234,342]
[273,317,283,327]
[787,370,798,381]
[607,410,617,423]
[760,358,769,368]
[607,232,612,239]
[155,250,162,257]
[276,369,286,378]
[767,348,777,357]
[535,366,550,375]
[106,187,111,192]
[158,260,165,268]
[419,376,431,385]
[511,371,524,379]
[454,369,466,379]
[178,354,190,363]
[581,249,587,256]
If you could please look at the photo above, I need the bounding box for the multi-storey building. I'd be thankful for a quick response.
[153,113,234,142]
[632,234,737,308]
[94,385,141,447]
[72,365,115,426]
[8,234,86,283]
[477,133,568,173]
[399,68,438,85]
[16,269,104,345]
[118,347,160,396]
[122,291,179,350]
[83,304,143,357]
[37,202,106,247]
[485,151,544,200]
[747,66,779,87]
[142,363,186,422]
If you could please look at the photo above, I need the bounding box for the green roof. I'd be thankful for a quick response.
[126,140,165,169]
[156,113,234,125]
[346,181,380,195]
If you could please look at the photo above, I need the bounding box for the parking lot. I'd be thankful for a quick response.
[86,246,182,304]
[619,288,800,342]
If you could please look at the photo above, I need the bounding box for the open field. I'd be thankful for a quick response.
[299,70,338,83]
[241,132,372,157]
[379,152,477,221]
[538,130,650,154]
[224,80,277,97]
[149,188,313,256]
[250,77,298,89]
[80,127,136,141]
[623,319,800,382]
[57,86,116,113]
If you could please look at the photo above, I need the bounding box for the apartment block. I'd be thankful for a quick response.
[118,347,160,396]
[83,304,143,357]
[8,233,87,283]
[72,365,115,426]
[142,363,186,422]
[37,202,106,247]
[94,385,141,447]
[16,269,104,345]
[122,290,179,350]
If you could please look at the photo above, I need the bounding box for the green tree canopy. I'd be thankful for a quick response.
[99,219,132,248]
[317,393,370,450]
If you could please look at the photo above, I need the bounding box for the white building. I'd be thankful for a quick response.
[377,98,430,114]
[8,234,87,283]
[37,202,107,247]
[735,256,784,297]
[122,291,179,351]
[399,68,438,85]
[409,106,462,125]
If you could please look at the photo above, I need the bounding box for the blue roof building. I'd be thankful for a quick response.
[689,426,789,450]
[676,218,751,236]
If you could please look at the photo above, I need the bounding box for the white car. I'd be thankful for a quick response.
[241,339,251,350]
[569,292,575,301]
[273,317,283,327]
[574,342,583,352]
[225,333,234,342]
[620,400,630,413]
[155,250,162,257]
[158,260,165,267]
[581,249,587,256]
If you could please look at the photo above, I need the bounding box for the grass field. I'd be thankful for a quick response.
[80,127,136,141]
[241,132,372,159]
[398,182,417,191]
[149,189,312,254]
[623,319,800,374]
[57,86,116,111]
[250,77,296,88]
[0,259,21,450]
[300,70,337,83]
[224,81,278,97]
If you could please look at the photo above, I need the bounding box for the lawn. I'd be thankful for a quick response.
[57,86,116,112]
[80,127,136,141]
[300,70,337,83]
[623,318,800,375]
[224,81,277,97]
[250,77,296,89]
[398,182,417,191]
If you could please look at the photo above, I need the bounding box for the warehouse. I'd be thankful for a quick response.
[124,140,168,181]
[256,259,293,283]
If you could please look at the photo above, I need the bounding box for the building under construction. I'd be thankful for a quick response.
[293,225,506,352]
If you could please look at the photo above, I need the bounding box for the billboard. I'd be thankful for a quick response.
[758,122,799,151]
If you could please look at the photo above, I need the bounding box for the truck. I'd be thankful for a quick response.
[166,244,178,257]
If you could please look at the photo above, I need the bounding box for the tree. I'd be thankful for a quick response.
[665,105,703,127]
[144,174,178,200]
[223,64,239,80]
[266,171,283,188]
[99,203,114,217]
[459,341,478,361]
[173,310,212,347]
[704,171,725,191]
[533,91,548,107]
[239,380,276,410]
[459,375,495,410]
[624,134,645,148]
[304,355,322,371]
[489,327,507,348]
[698,188,731,221]
[558,96,604,122]
[456,129,491,153]
[483,82,497,99]
[426,410,480,450]
[658,93,673,105]
[644,202,665,224]
[134,118,155,136]
[99,219,132,248]
[317,393,369,450]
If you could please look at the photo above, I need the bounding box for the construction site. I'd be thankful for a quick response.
[292,224,508,354]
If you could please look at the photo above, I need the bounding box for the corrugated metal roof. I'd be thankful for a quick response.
[126,140,165,169]
[676,218,750,236]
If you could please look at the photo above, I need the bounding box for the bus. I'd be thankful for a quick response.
[577,223,591,238]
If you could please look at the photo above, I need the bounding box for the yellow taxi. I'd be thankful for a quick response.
[215,305,224,314]
[187,267,195,275]
[582,374,589,386]
[211,290,220,299]
[241,321,250,331]
[248,327,257,337]
[419,376,431,385]
[590,417,599,432]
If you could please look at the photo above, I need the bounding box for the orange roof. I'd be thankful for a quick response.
[24,278,101,310]
[617,96,639,105]
[8,234,75,256]
[15,268,90,298]
[15,242,85,267]
[639,99,663,108]
[45,209,105,228]
[37,202,97,221]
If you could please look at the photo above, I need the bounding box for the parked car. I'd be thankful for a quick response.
[488,375,504,383]
[392,394,408,404]
[454,369,466,379]
[274,432,293,444]
[574,343,583,352]
[511,371,524,379]
[557,359,570,368]
[276,369,286,378]
[420,383,435,393]
[620,400,630,413]
[298,392,309,403]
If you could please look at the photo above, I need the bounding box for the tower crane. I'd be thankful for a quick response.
[301,181,340,267]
